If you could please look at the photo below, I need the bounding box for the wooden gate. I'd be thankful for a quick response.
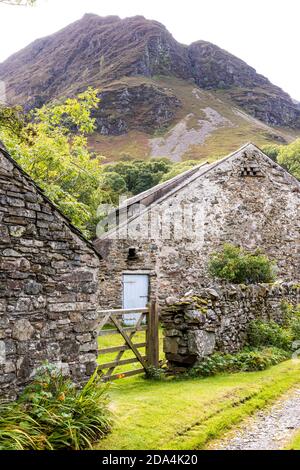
[97,301,159,381]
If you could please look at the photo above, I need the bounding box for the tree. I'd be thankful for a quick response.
[261,144,281,162]
[277,139,300,180]
[0,104,24,136]
[159,160,199,182]
[0,88,105,238]
[103,158,173,196]
[99,172,127,205]
[262,140,300,180]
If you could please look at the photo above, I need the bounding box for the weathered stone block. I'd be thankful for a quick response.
[188,330,216,359]
[24,280,42,295]
[163,336,179,355]
[12,320,35,341]
[185,309,206,324]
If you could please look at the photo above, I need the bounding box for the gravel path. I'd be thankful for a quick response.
[210,388,300,450]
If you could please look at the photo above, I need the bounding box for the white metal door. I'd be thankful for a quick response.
[122,274,149,325]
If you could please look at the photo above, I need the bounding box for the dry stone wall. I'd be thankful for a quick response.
[0,149,100,400]
[161,283,300,369]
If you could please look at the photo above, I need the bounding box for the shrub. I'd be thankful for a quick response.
[281,303,300,341]
[0,363,112,450]
[208,244,276,284]
[235,348,290,371]
[145,365,166,381]
[248,320,293,351]
[186,347,289,378]
[291,318,300,341]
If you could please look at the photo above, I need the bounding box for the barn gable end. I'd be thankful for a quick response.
[0,147,101,399]
[95,143,300,310]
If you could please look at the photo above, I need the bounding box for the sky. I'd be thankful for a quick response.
[0,0,299,100]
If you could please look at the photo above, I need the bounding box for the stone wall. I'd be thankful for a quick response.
[96,145,300,310]
[0,148,100,400]
[161,283,300,369]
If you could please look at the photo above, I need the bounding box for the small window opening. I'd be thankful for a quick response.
[240,165,263,177]
[127,248,138,260]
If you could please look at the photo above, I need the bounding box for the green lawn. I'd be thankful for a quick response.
[97,327,164,376]
[286,431,300,450]
[96,360,300,450]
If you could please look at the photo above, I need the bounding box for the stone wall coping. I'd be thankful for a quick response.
[164,282,300,309]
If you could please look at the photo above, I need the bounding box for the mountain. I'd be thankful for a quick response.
[1,14,299,161]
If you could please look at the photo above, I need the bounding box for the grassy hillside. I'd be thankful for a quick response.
[91,77,299,162]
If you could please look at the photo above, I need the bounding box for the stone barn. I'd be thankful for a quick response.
[0,145,101,399]
[95,143,300,313]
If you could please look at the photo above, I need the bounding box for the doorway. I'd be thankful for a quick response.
[122,273,149,325]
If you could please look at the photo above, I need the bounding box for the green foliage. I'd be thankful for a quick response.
[100,172,128,205]
[290,315,300,341]
[187,347,289,378]
[187,306,300,380]
[0,363,112,450]
[248,304,300,355]
[159,160,199,182]
[261,144,281,162]
[208,243,276,284]
[248,320,293,351]
[103,158,173,196]
[145,365,166,381]
[0,88,105,237]
[262,139,300,180]
[277,138,300,180]
[0,104,24,137]
[281,302,300,342]
[95,157,198,217]
[286,430,300,450]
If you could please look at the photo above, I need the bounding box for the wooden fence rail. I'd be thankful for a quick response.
[97,301,159,381]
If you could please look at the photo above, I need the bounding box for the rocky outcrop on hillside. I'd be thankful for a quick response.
[188,41,269,90]
[0,13,299,132]
[95,79,181,135]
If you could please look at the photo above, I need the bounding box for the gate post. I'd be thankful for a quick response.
[146,301,159,368]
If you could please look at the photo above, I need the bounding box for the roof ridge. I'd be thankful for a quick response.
[120,160,209,209]
[121,143,254,211]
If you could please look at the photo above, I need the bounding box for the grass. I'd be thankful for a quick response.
[89,76,299,162]
[285,431,300,450]
[96,359,300,450]
[97,327,164,375]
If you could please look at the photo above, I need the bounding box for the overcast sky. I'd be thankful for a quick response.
[0,0,299,100]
